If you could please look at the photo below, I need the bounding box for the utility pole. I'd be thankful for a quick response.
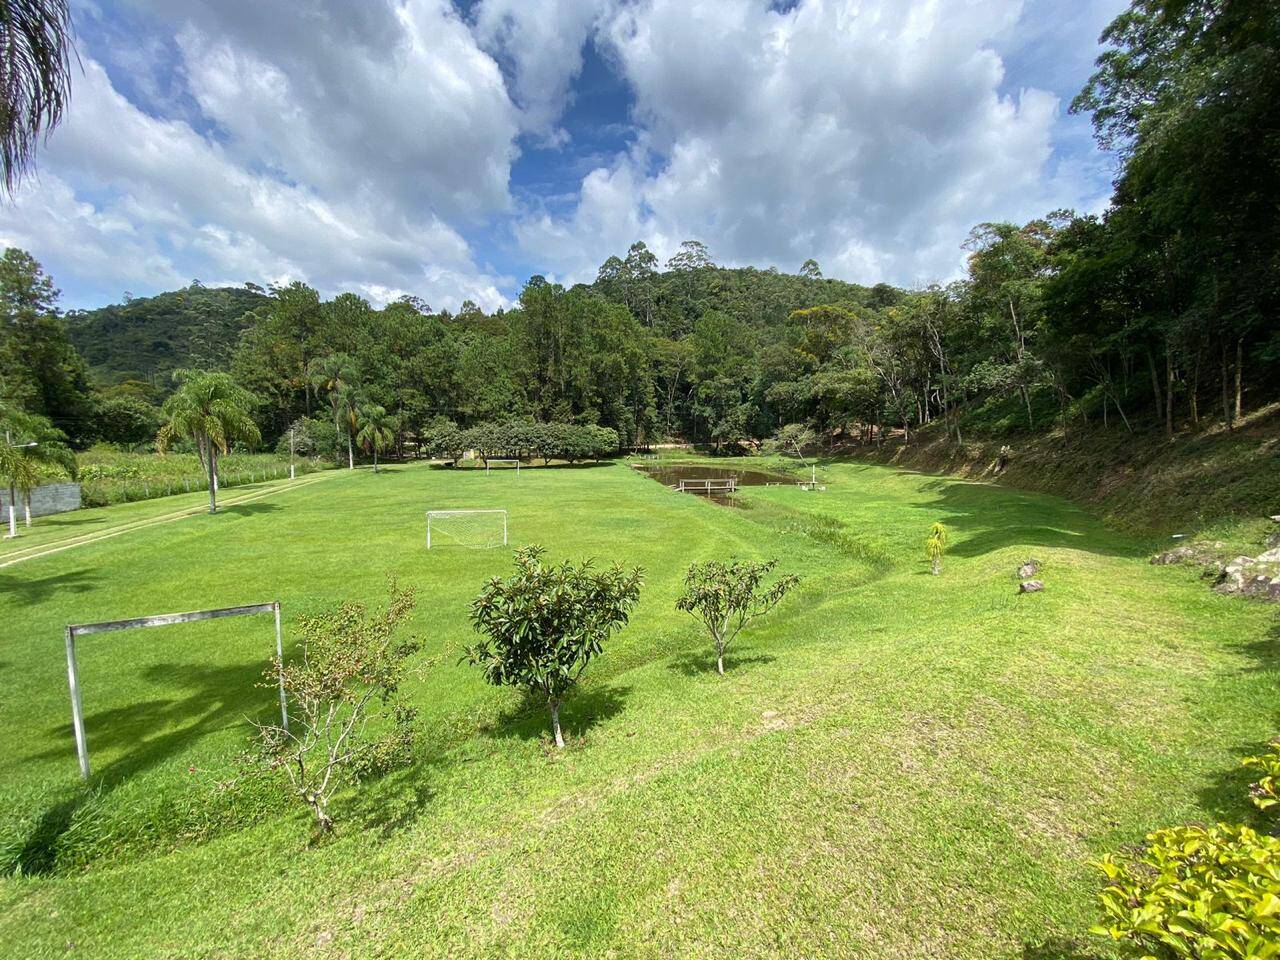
[289,425,296,480]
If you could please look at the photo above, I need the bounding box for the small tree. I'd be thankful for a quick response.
[676,559,799,675]
[0,404,74,535]
[246,580,421,833]
[355,403,396,473]
[925,522,948,575]
[466,546,643,748]
[772,422,815,461]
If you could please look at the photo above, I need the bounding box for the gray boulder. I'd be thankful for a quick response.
[1017,559,1041,578]
[1018,580,1045,594]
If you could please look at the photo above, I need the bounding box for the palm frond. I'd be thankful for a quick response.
[0,0,76,193]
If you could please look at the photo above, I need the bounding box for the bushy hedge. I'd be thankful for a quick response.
[420,419,619,466]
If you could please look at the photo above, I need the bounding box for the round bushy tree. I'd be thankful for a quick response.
[466,546,643,748]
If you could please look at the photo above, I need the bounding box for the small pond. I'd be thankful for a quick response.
[633,463,791,503]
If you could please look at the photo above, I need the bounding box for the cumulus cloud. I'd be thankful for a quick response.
[472,0,612,145]
[0,56,513,310]
[517,0,1110,286]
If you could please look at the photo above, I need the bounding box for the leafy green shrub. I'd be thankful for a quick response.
[1244,740,1280,813]
[675,559,799,675]
[1092,823,1280,958]
[466,545,642,748]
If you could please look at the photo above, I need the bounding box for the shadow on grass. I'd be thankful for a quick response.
[914,478,1146,560]
[666,650,777,677]
[1238,617,1280,675]
[219,501,283,518]
[0,567,100,604]
[13,657,272,875]
[427,460,616,472]
[480,684,631,745]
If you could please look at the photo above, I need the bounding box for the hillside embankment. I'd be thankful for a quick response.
[847,402,1280,546]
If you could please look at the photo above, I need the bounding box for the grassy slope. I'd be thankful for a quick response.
[0,460,1275,958]
[850,402,1280,545]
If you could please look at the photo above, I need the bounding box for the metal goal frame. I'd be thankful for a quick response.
[64,601,288,779]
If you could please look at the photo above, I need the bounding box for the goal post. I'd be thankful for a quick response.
[485,459,521,475]
[64,601,288,779]
[426,508,508,549]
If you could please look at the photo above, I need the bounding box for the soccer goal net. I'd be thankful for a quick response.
[426,509,508,549]
[486,459,521,475]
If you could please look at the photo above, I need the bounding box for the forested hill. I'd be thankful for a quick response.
[66,283,268,385]
[587,256,877,334]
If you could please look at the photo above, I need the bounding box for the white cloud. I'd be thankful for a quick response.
[517,0,1106,287]
[0,57,512,310]
[472,0,611,145]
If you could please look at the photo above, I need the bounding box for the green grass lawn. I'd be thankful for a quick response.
[0,459,1275,958]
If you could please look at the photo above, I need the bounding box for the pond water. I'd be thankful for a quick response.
[633,463,790,503]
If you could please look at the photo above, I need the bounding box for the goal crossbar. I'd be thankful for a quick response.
[65,601,288,780]
[485,459,521,474]
[425,508,508,549]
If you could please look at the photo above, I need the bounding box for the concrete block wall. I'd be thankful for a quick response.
[0,482,82,518]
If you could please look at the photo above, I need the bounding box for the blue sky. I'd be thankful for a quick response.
[1,0,1127,311]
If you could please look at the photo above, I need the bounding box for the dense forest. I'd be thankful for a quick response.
[2,0,1277,464]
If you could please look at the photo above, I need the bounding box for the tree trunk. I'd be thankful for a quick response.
[208,446,218,514]
[23,493,31,527]
[931,557,941,576]
[1164,348,1174,439]
[373,448,379,473]
[1147,348,1162,420]
[347,434,354,470]
[550,699,564,749]
[1234,337,1243,421]
[1221,342,1233,431]
[716,636,725,675]
[1189,355,1200,426]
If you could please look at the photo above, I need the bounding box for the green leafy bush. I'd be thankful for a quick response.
[1092,823,1280,957]
[466,545,642,748]
[1244,741,1280,813]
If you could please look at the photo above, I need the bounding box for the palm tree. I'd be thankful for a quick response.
[157,370,260,514]
[0,403,74,537]
[355,403,396,473]
[308,354,358,469]
[1,0,76,193]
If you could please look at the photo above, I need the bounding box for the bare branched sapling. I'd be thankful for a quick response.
[247,579,421,833]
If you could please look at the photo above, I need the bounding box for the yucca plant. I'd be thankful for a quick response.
[157,369,260,514]
[925,522,948,575]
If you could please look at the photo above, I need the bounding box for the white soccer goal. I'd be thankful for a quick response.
[426,509,508,549]
[485,459,521,475]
